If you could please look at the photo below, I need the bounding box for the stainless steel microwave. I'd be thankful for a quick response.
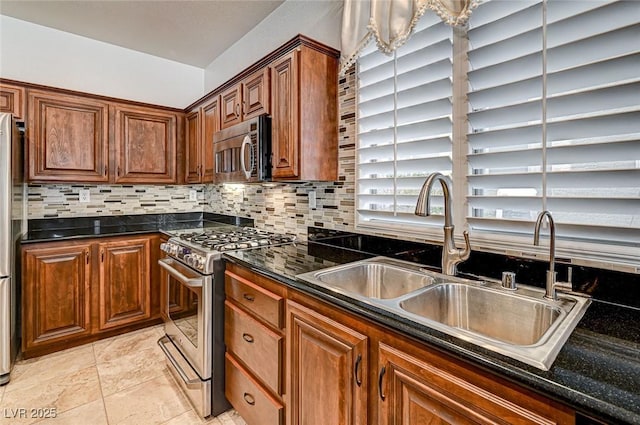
[213,114,271,183]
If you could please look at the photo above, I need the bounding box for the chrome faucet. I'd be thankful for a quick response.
[415,172,471,275]
[533,210,571,300]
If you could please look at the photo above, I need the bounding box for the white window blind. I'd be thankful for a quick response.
[357,14,454,232]
[467,0,640,248]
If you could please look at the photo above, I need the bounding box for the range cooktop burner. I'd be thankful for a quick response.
[178,227,296,252]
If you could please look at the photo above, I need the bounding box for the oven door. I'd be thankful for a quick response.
[158,258,211,379]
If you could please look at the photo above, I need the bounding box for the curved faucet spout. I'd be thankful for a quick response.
[415,172,470,275]
[414,172,453,227]
[533,210,559,300]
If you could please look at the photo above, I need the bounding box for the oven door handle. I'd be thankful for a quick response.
[158,258,203,288]
[240,135,253,179]
[157,336,203,386]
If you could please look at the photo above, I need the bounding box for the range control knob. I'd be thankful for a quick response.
[195,257,204,271]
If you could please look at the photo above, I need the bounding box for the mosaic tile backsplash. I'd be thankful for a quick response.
[27,67,359,242]
[27,184,207,218]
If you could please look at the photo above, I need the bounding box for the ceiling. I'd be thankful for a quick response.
[0,0,286,68]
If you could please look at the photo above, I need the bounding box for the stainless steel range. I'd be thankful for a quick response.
[157,225,295,418]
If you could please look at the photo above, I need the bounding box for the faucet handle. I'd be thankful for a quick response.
[458,230,471,261]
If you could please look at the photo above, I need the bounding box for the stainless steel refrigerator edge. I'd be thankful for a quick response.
[0,113,26,385]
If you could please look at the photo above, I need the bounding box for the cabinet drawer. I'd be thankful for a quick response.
[225,270,283,329]
[226,353,284,425]
[225,301,283,395]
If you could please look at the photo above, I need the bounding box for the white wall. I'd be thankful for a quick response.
[0,15,204,108]
[0,0,342,107]
[204,0,342,93]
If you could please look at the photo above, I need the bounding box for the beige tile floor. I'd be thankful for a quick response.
[0,325,247,425]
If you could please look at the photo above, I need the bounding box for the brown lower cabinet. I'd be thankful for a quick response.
[287,299,368,425]
[97,238,151,330]
[224,267,285,424]
[22,234,163,358]
[224,262,577,425]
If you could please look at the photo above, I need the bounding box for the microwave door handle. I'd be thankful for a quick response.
[240,135,252,179]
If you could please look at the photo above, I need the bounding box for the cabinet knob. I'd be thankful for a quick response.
[243,293,255,302]
[242,333,254,343]
[243,392,255,406]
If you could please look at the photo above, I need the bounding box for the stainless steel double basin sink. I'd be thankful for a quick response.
[296,257,591,370]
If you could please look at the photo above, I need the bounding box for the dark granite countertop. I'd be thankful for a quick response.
[21,213,254,243]
[223,242,640,424]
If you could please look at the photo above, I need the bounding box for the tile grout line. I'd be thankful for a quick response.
[92,341,111,425]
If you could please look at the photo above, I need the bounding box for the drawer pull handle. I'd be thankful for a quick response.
[243,293,255,302]
[242,333,254,343]
[354,354,362,387]
[243,392,255,406]
[378,366,386,401]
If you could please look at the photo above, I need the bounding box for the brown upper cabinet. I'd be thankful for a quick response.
[220,84,242,130]
[189,35,339,182]
[113,104,178,183]
[26,87,180,184]
[18,34,338,184]
[185,96,219,183]
[0,82,26,119]
[242,68,270,121]
[200,98,219,182]
[28,89,110,182]
[220,68,270,130]
[269,44,338,181]
[185,109,202,183]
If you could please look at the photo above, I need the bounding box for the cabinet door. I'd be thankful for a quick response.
[28,90,109,182]
[22,244,92,352]
[270,51,299,179]
[0,83,26,119]
[201,98,219,183]
[377,342,574,425]
[113,105,177,183]
[220,85,242,129]
[287,300,368,425]
[185,109,201,183]
[98,238,151,330]
[242,68,270,121]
